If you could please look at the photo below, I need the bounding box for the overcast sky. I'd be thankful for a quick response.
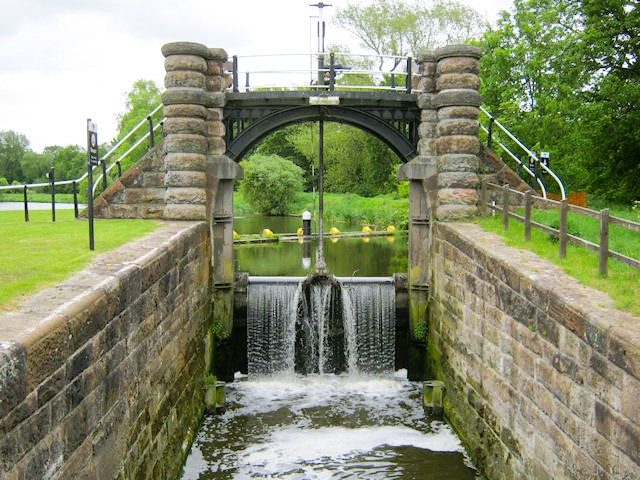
[0,0,513,152]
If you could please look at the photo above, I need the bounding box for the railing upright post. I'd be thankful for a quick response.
[391,73,396,89]
[524,190,532,241]
[232,55,239,92]
[73,181,79,218]
[101,159,108,192]
[329,53,336,92]
[148,115,155,148]
[502,184,510,230]
[599,208,610,277]
[116,161,122,177]
[245,72,250,93]
[559,199,568,258]
[405,57,412,93]
[23,185,29,222]
[49,166,56,222]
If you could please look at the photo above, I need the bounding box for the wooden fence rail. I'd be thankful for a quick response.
[479,179,640,276]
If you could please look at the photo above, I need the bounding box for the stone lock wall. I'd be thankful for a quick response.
[429,222,640,479]
[0,222,211,479]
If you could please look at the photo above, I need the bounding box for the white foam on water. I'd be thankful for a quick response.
[238,424,462,475]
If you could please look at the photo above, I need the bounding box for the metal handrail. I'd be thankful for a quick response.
[92,119,165,195]
[479,106,566,199]
[0,104,164,221]
[231,52,416,94]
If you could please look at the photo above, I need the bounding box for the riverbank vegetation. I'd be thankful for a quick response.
[0,209,159,310]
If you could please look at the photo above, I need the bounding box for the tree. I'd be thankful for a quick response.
[479,0,640,202]
[287,122,401,196]
[239,154,304,215]
[334,0,487,70]
[20,151,50,184]
[108,80,163,178]
[0,131,29,184]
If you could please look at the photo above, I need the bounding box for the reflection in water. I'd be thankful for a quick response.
[234,236,408,277]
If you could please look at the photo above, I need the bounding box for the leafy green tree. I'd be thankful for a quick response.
[0,131,29,184]
[287,123,400,196]
[253,125,316,189]
[108,79,163,178]
[239,154,304,215]
[479,0,640,202]
[20,151,50,183]
[335,0,486,70]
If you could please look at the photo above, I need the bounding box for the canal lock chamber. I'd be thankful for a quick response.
[180,272,480,479]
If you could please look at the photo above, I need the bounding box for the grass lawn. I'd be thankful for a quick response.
[0,209,160,311]
[477,211,640,317]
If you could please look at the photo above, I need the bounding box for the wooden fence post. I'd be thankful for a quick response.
[524,190,532,241]
[502,184,510,230]
[559,199,568,259]
[599,208,609,277]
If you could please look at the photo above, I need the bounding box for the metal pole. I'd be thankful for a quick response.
[148,115,155,148]
[233,55,239,92]
[88,163,94,250]
[405,57,412,93]
[49,166,56,222]
[23,185,29,222]
[73,181,79,218]
[315,119,326,272]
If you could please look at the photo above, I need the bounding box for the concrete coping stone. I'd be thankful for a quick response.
[161,42,228,62]
[435,45,482,60]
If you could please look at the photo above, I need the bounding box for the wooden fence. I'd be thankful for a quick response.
[479,180,640,276]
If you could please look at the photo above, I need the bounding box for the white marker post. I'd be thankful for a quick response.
[87,119,98,250]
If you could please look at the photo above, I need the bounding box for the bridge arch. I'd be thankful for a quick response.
[225,104,418,163]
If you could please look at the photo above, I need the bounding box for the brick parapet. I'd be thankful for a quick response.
[429,222,640,479]
[0,222,211,479]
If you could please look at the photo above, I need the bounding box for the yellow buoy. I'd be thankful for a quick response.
[329,227,341,235]
[362,226,373,234]
[261,228,274,237]
[386,225,396,232]
[297,227,304,236]
[330,237,339,243]
[233,230,239,240]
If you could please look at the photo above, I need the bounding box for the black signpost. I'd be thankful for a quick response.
[87,119,98,250]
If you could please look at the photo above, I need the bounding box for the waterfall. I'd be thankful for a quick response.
[247,281,301,375]
[247,276,395,376]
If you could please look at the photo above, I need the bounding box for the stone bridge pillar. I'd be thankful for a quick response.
[398,46,481,371]
[162,42,242,288]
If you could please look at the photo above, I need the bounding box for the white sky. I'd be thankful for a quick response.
[0,0,512,153]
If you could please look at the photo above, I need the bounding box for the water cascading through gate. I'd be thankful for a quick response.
[247,276,396,376]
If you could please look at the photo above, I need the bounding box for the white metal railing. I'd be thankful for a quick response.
[229,52,418,93]
[479,106,566,199]
[0,104,164,216]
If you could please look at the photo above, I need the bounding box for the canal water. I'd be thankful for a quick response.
[180,373,478,479]
[178,216,479,479]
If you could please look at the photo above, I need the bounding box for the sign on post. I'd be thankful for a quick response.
[87,119,98,250]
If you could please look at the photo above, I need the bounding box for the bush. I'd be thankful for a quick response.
[239,153,304,215]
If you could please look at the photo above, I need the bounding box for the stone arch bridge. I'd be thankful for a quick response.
[95,41,494,289]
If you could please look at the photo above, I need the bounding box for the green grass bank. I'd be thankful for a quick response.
[0,209,159,310]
